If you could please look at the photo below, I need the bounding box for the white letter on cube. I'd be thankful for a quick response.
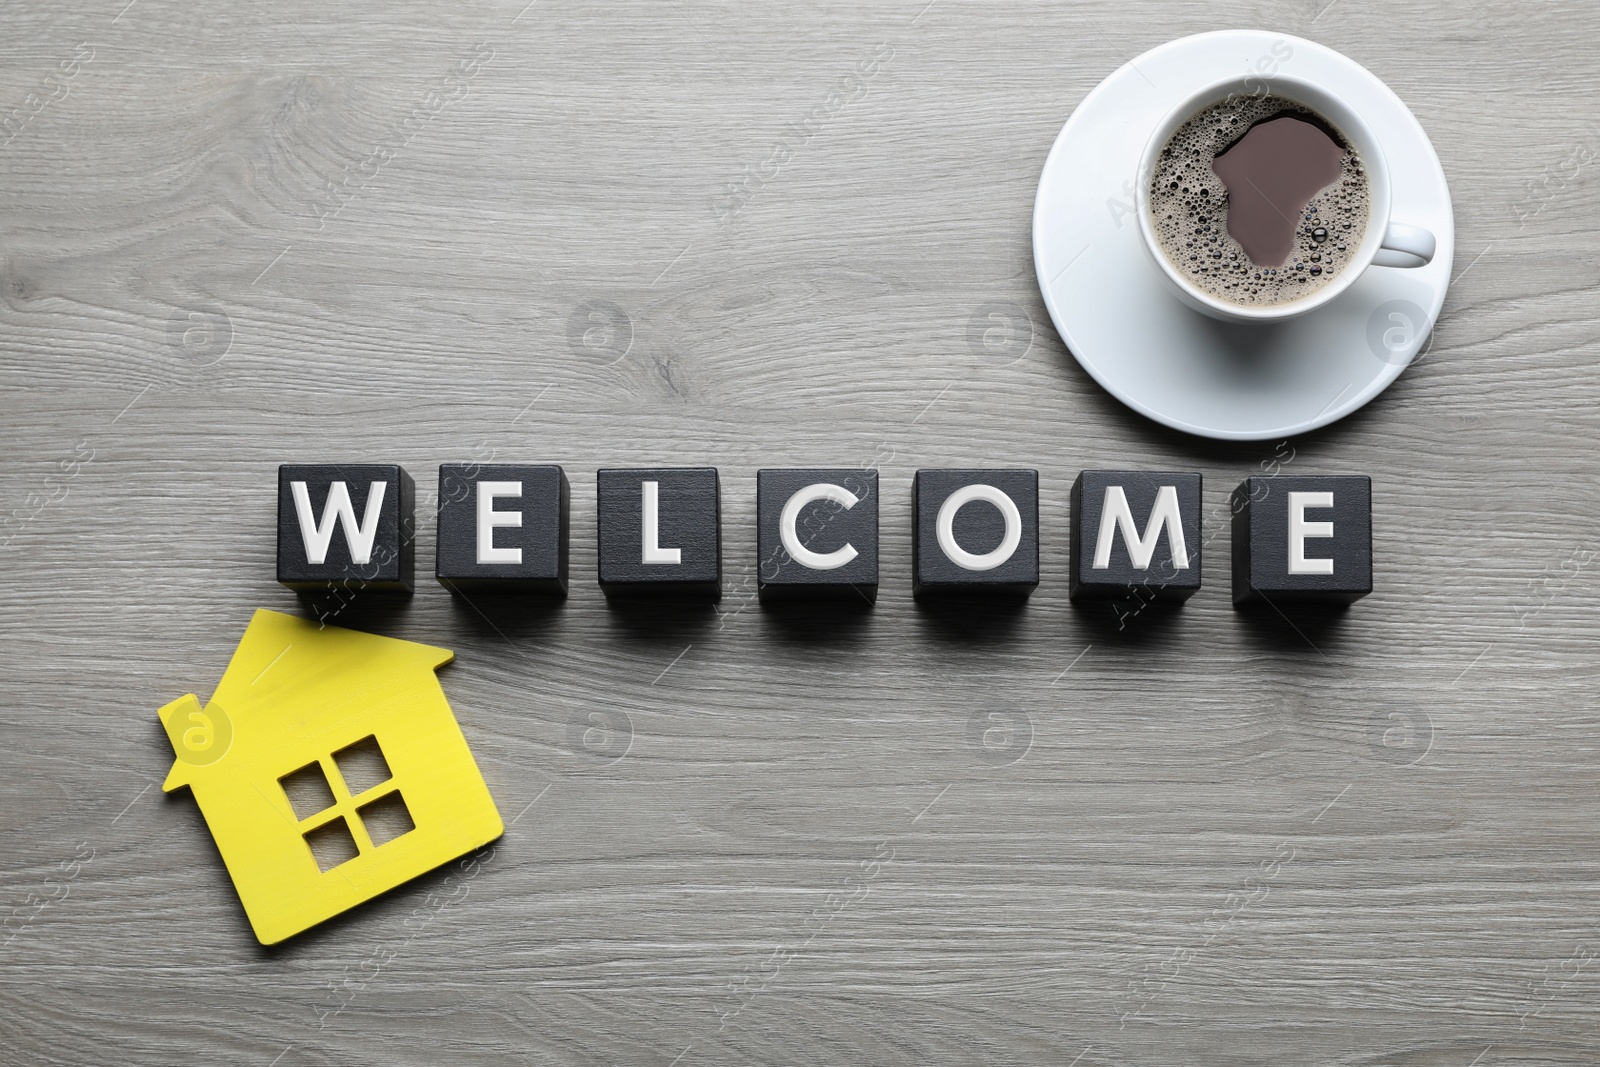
[476,481,523,565]
[1287,491,1335,575]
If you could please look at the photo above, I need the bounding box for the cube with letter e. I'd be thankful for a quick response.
[1231,475,1371,605]
[435,464,569,595]
[277,464,414,594]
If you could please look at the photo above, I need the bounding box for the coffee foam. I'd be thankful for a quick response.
[1149,94,1370,307]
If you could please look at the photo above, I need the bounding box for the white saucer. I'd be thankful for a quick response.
[1032,31,1454,441]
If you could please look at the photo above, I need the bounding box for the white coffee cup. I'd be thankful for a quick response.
[1136,73,1436,324]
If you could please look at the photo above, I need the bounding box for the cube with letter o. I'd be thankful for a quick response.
[912,469,1039,598]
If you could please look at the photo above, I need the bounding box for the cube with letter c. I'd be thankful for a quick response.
[434,464,569,595]
[912,469,1039,598]
[1231,474,1371,605]
[757,468,879,602]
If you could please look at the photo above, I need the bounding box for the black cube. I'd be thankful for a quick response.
[756,468,879,603]
[435,464,569,596]
[1069,470,1202,602]
[597,467,721,600]
[277,464,414,594]
[1232,475,1372,606]
[912,469,1039,598]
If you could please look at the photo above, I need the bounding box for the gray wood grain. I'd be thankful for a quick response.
[4,1,1600,1063]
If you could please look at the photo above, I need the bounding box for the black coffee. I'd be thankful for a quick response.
[1150,94,1370,307]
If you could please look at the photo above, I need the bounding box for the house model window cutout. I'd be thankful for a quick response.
[159,608,504,944]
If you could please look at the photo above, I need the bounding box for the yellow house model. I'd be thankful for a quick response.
[159,609,503,944]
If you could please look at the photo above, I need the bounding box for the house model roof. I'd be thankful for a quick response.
[161,609,453,791]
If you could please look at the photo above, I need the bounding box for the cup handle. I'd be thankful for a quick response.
[1372,223,1436,268]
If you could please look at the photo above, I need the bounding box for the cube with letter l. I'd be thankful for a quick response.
[277,464,414,593]
[1231,474,1371,605]
[597,467,720,600]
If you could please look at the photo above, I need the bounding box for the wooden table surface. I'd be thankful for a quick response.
[4,2,1598,1064]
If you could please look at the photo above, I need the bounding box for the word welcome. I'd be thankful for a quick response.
[275,464,1373,617]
